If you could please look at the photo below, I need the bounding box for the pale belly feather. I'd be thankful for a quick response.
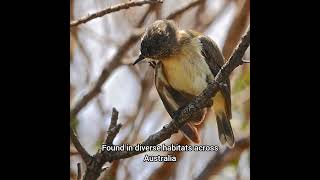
[160,34,227,116]
[162,54,213,96]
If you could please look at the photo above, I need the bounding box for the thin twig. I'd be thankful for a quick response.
[196,0,231,32]
[70,30,92,84]
[166,0,205,20]
[195,137,250,180]
[136,3,161,27]
[121,69,154,144]
[77,163,82,180]
[70,33,141,119]
[70,127,92,165]
[70,0,163,27]
[222,0,250,59]
[129,99,157,143]
[193,0,206,28]
[137,5,154,27]
[105,108,122,145]
[83,108,123,180]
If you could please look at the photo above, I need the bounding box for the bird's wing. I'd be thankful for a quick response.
[154,63,193,116]
[154,63,202,143]
[198,35,232,119]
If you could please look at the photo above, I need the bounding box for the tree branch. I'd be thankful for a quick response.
[82,108,123,180]
[70,127,92,165]
[136,2,162,27]
[166,0,205,20]
[77,163,82,180]
[70,33,141,119]
[105,108,122,145]
[195,0,231,32]
[195,137,250,180]
[222,0,250,59]
[70,0,163,27]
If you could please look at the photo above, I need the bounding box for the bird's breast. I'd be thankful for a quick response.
[161,44,213,96]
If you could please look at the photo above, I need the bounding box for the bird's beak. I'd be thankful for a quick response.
[133,54,145,65]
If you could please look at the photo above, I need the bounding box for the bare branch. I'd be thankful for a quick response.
[136,5,154,27]
[70,127,92,165]
[77,163,82,180]
[193,0,206,28]
[70,30,92,83]
[136,2,162,27]
[70,33,141,119]
[70,0,163,27]
[196,0,231,32]
[166,0,205,20]
[132,100,156,141]
[83,108,123,180]
[222,0,250,59]
[105,108,122,145]
[195,137,250,180]
[121,69,155,144]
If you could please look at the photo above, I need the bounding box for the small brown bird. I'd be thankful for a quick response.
[133,20,234,148]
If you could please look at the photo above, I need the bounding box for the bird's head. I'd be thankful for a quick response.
[133,20,179,65]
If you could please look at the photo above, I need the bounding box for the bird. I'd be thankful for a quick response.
[133,20,234,148]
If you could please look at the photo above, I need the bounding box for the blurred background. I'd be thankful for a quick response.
[70,0,250,179]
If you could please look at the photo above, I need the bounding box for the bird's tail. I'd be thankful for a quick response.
[179,108,207,144]
[216,113,235,148]
[180,122,200,143]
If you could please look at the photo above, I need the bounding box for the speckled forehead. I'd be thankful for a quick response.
[147,21,169,36]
